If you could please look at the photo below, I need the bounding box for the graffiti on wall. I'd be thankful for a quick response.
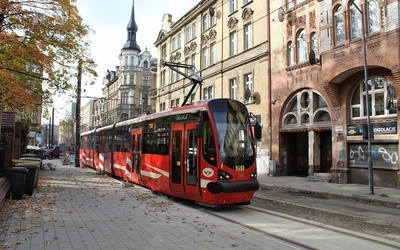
[349,144,398,169]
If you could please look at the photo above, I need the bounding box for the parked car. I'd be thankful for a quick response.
[42,146,61,159]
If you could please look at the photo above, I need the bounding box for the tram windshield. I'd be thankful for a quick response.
[208,99,255,169]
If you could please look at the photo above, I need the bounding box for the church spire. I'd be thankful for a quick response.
[122,0,141,52]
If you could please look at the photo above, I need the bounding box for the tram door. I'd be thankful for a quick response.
[129,129,142,182]
[170,124,200,196]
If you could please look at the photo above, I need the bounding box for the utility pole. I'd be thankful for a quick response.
[350,0,373,194]
[51,107,54,146]
[74,60,82,167]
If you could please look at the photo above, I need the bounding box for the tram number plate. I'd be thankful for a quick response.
[236,165,245,171]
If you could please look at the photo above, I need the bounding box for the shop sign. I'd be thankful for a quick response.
[347,122,397,136]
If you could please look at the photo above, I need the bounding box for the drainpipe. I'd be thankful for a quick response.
[267,0,273,162]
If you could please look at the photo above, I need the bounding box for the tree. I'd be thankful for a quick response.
[0,0,97,115]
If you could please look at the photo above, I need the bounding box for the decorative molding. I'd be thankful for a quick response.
[201,34,209,44]
[190,42,197,51]
[209,29,217,40]
[242,8,254,22]
[309,11,316,30]
[227,17,238,29]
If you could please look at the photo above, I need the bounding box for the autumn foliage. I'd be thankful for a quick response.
[0,0,97,114]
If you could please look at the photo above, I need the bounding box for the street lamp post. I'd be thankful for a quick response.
[74,60,82,168]
[351,0,374,194]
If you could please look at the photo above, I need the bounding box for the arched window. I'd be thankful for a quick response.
[310,32,318,56]
[367,0,380,34]
[143,60,148,68]
[287,41,293,66]
[350,76,396,119]
[283,89,331,127]
[350,0,361,40]
[120,113,129,121]
[296,29,307,62]
[334,5,345,45]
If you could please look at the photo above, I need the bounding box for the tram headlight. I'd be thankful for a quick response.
[218,170,232,180]
[250,170,257,178]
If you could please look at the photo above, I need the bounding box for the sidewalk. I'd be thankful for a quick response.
[256,174,400,206]
[0,160,301,250]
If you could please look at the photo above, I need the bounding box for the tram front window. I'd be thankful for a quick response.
[213,109,255,169]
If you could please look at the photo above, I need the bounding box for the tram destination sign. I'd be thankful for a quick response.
[347,121,397,136]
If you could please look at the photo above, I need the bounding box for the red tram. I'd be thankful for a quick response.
[80,98,261,206]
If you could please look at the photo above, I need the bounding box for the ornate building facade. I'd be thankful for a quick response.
[101,0,157,126]
[154,0,271,172]
[154,0,400,187]
[269,0,400,187]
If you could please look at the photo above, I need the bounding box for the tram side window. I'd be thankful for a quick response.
[105,130,113,154]
[142,118,170,155]
[115,125,130,152]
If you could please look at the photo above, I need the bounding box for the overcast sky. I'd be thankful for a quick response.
[49,0,199,122]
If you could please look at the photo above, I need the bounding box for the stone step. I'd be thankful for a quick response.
[307,175,331,183]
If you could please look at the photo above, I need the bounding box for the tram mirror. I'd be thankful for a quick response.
[254,123,262,140]
[196,123,204,139]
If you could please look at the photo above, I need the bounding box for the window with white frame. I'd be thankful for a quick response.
[296,29,307,62]
[230,32,237,56]
[243,0,252,5]
[350,76,396,119]
[210,43,216,65]
[129,74,134,85]
[171,36,176,51]
[191,54,196,71]
[124,74,128,85]
[202,47,208,69]
[171,99,175,108]
[177,33,181,49]
[125,56,128,65]
[121,92,128,104]
[161,70,166,87]
[176,98,180,107]
[191,22,197,40]
[244,73,253,103]
[171,70,176,83]
[203,86,214,100]
[142,75,149,86]
[287,41,293,66]
[159,102,166,111]
[367,0,380,34]
[161,44,167,57]
[350,0,361,40]
[229,78,237,100]
[185,27,190,43]
[244,23,252,50]
[203,14,209,32]
[185,57,190,75]
[130,56,134,65]
[210,13,216,26]
[334,5,345,45]
[230,0,237,13]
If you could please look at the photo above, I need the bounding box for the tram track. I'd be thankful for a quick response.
[192,204,400,250]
